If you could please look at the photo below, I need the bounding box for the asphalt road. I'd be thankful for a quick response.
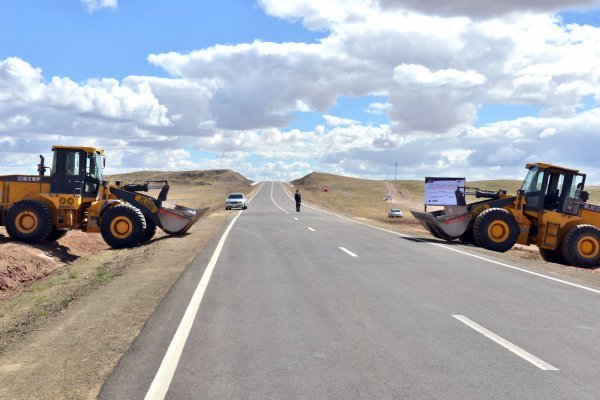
[100,182,600,399]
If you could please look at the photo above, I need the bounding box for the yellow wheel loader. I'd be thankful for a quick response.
[0,145,203,248]
[411,163,600,268]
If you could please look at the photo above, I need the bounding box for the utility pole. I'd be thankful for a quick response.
[395,162,397,182]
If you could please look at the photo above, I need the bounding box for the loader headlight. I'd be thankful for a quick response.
[67,198,74,205]
[59,197,66,204]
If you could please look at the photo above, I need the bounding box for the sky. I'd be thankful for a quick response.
[1,0,600,184]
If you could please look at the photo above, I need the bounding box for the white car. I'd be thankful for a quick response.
[225,193,248,210]
[388,208,403,218]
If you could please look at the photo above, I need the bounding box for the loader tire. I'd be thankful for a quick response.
[473,208,518,252]
[539,248,568,265]
[100,204,146,249]
[458,228,475,245]
[6,199,53,244]
[141,219,157,244]
[561,225,600,268]
[46,226,68,241]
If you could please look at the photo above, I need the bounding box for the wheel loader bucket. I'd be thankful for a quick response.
[410,206,470,241]
[158,202,206,235]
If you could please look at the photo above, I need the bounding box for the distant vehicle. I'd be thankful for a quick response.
[225,193,248,210]
[388,208,403,218]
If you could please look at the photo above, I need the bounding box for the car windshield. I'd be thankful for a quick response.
[228,194,244,199]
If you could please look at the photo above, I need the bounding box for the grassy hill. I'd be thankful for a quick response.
[107,169,251,186]
[107,169,253,211]
[291,172,600,222]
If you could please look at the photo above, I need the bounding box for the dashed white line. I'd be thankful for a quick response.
[339,247,358,258]
[308,227,316,232]
[293,217,299,221]
[276,182,600,297]
[452,315,558,371]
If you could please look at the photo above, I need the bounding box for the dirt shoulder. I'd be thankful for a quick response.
[0,179,256,400]
[0,210,230,400]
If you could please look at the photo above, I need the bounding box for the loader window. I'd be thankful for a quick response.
[50,148,85,195]
[521,167,546,209]
[543,172,564,210]
[66,152,81,176]
[559,173,586,215]
[83,152,103,197]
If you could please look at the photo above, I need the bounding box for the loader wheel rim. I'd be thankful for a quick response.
[16,211,38,234]
[110,217,133,239]
[577,236,599,259]
[488,220,509,243]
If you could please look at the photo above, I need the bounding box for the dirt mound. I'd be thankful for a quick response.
[109,169,251,186]
[0,228,107,298]
[384,182,422,210]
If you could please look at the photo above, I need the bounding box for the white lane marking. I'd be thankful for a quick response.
[248,181,265,204]
[277,183,600,296]
[250,181,261,186]
[452,315,558,371]
[145,211,242,400]
[270,181,288,213]
[294,217,299,221]
[308,227,316,232]
[339,247,358,257]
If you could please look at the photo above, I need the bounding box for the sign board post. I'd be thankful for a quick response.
[424,177,465,211]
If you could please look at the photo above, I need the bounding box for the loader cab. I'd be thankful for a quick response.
[50,146,105,198]
[520,163,586,216]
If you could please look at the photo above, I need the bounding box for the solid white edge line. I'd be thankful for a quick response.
[339,247,358,258]
[270,181,288,213]
[144,212,245,399]
[277,182,600,296]
[452,315,558,371]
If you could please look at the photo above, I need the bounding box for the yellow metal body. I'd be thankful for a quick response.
[0,174,106,233]
[1,145,108,234]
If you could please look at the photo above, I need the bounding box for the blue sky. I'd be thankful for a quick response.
[1,0,600,183]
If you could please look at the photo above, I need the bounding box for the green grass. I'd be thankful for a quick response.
[68,270,79,279]
[94,267,112,285]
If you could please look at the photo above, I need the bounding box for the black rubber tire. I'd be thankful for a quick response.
[458,228,475,245]
[141,218,157,244]
[100,204,146,249]
[46,225,68,241]
[6,199,53,244]
[473,208,519,252]
[539,248,568,265]
[561,225,600,268]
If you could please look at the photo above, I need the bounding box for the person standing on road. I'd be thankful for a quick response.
[294,189,301,212]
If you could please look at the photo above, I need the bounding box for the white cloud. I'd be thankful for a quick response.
[323,115,358,126]
[4,1,600,182]
[376,0,600,18]
[81,0,118,13]
[364,102,389,114]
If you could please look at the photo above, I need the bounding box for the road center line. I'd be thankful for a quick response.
[339,247,358,257]
[145,211,242,400]
[452,315,558,371]
[308,227,316,232]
